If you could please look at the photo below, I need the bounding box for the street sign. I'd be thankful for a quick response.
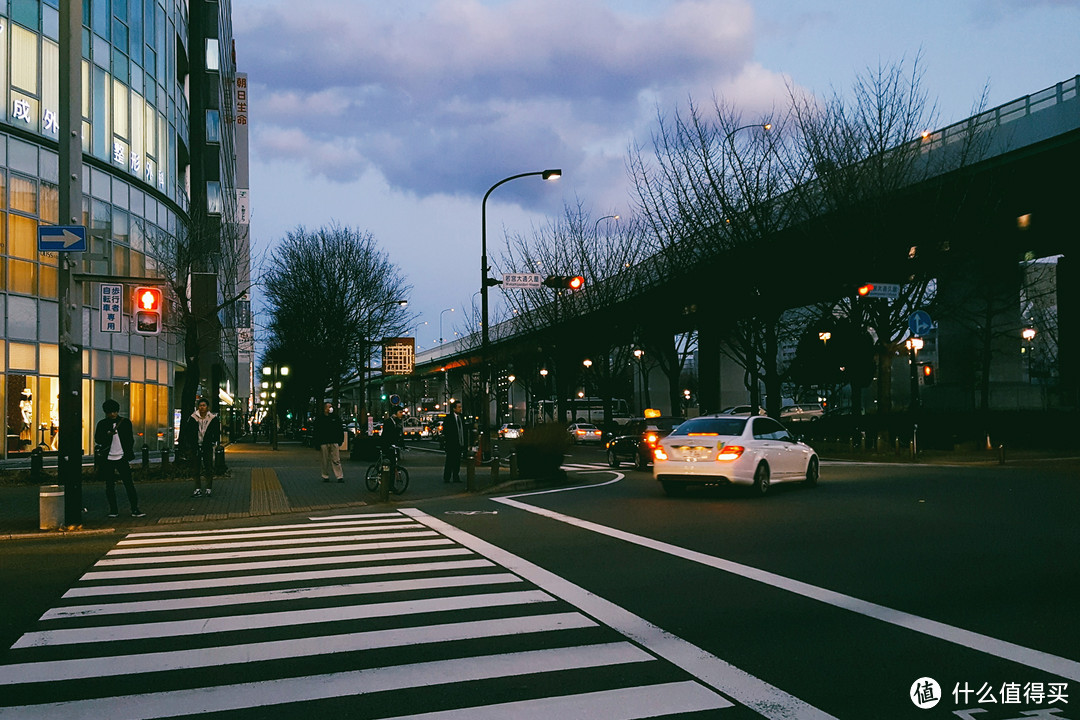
[909,310,934,336]
[38,225,87,252]
[859,282,901,300]
[99,283,123,333]
[500,273,544,289]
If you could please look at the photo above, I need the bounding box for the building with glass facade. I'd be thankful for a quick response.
[0,0,248,460]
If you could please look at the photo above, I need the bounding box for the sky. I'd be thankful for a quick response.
[230,0,1080,354]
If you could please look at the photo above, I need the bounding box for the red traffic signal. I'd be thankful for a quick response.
[133,286,163,335]
[542,275,585,290]
[857,283,874,297]
[922,363,935,385]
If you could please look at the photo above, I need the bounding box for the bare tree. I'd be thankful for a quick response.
[142,204,254,415]
[261,224,413,418]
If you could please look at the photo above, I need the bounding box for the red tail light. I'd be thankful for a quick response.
[716,445,745,461]
[654,446,669,461]
[644,433,659,447]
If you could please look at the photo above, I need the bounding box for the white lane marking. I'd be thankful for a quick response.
[493,495,1080,683]
[115,522,422,547]
[0,613,596,685]
[106,529,438,554]
[123,512,405,538]
[379,681,732,719]
[404,509,833,720]
[96,537,455,567]
[45,573,522,619]
[81,546,469,581]
[0,643,651,720]
[13,590,554,648]
[64,559,495,598]
[308,512,407,521]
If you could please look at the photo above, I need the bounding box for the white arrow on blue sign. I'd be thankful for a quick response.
[38,225,87,252]
[909,310,933,336]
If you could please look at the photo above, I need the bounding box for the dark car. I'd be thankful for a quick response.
[605,416,685,470]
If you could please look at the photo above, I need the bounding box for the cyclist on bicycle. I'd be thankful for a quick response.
[381,406,406,474]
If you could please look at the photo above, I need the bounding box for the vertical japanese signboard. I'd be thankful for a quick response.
[382,338,415,375]
[100,283,122,333]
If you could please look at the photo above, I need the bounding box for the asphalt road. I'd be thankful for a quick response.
[0,443,1076,719]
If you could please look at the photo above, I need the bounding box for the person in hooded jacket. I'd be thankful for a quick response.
[179,398,220,497]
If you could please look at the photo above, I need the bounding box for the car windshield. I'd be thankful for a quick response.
[669,417,746,437]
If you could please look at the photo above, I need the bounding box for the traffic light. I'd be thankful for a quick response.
[922,363,935,386]
[133,286,163,335]
[542,275,585,290]
[857,283,874,297]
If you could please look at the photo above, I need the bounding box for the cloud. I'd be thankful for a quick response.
[235,0,781,204]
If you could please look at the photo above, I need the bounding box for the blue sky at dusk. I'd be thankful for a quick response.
[231,0,1080,352]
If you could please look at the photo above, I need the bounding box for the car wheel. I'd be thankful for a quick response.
[804,456,819,487]
[633,452,649,471]
[752,462,770,496]
[607,449,620,468]
[661,481,684,496]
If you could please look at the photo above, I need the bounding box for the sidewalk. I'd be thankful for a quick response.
[0,441,471,540]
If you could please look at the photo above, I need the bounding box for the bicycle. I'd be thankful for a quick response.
[365,444,410,495]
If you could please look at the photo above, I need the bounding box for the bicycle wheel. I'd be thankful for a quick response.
[391,466,410,495]
[364,464,379,492]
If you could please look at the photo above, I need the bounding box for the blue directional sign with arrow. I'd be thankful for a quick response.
[38,225,87,252]
[909,310,933,337]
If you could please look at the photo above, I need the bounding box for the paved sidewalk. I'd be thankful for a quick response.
[0,441,472,539]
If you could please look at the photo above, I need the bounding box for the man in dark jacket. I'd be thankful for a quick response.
[94,399,145,518]
[314,401,345,482]
[179,398,220,497]
[442,401,467,483]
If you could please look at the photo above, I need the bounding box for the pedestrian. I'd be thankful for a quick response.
[94,399,145,518]
[314,401,345,482]
[443,401,466,483]
[179,398,220,497]
[382,406,406,474]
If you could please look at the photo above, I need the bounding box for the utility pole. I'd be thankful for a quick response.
[58,0,84,525]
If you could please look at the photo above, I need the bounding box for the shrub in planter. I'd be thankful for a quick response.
[513,423,568,483]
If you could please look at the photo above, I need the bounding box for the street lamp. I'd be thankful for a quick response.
[1022,327,1037,382]
[439,307,455,344]
[725,122,772,149]
[480,168,561,462]
[261,364,289,450]
[507,374,516,424]
[593,214,619,235]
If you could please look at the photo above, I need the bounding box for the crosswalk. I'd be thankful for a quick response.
[0,511,734,719]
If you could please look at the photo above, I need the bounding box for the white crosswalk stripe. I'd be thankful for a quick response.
[560,462,614,471]
[0,511,733,718]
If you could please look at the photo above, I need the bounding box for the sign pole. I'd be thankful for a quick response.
[58,0,85,525]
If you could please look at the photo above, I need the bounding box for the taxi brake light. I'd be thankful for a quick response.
[644,433,659,447]
[653,446,669,461]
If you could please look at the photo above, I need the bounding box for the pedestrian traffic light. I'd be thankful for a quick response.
[542,275,585,290]
[133,286,163,335]
[922,363,935,386]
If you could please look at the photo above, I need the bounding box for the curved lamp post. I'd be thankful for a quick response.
[439,307,455,344]
[593,214,619,235]
[480,169,561,461]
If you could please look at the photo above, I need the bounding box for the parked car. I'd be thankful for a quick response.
[780,403,824,423]
[719,405,766,416]
[567,423,604,444]
[606,416,685,470]
[498,423,524,439]
[653,414,819,496]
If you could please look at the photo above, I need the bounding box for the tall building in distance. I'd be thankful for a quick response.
[0,0,247,459]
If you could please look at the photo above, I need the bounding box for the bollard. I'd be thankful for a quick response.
[466,456,476,492]
[490,458,500,487]
[379,462,391,502]
[998,444,1006,465]
[142,443,151,478]
[214,444,227,474]
[30,446,45,485]
[39,484,65,531]
[161,446,170,468]
[509,452,518,482]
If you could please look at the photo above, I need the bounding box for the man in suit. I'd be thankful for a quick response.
[443,401,467,483]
